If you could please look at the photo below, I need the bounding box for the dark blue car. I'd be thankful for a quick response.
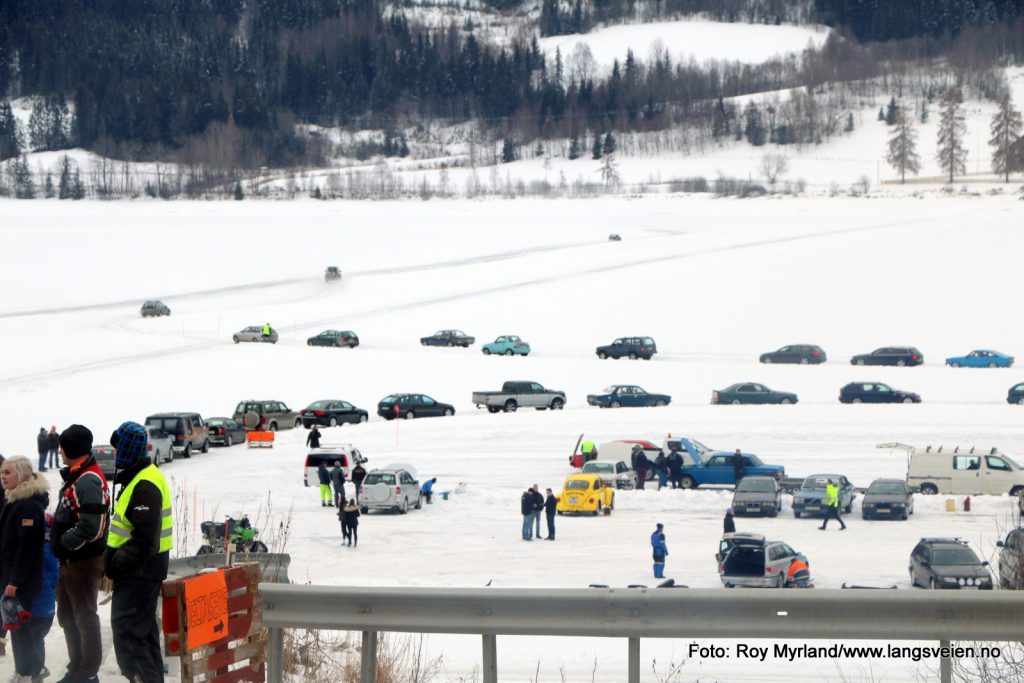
[587,385,671,408]
[1008,382,1024,405]
[595,336,657,360]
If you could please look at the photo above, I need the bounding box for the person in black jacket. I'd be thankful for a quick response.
[543,489,557,540]
[36,428,49,472]
[306,427,321,449]
[351,462,367,502]
[731,449,746,484]
[0,456,49,680]
[47,426,59,471]
[530,484,545,539]
[520,489,534,541]
[329,462,345,508]
[724,508,736,534]
[667,449,684,489]
[341,499,360,547]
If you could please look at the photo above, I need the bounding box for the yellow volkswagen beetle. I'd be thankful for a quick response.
[557,473,615,515]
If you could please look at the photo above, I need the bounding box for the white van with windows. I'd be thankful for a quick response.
[881,443,1024,496]
[303,444,367,487]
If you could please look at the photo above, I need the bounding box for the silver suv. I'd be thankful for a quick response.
[359,467,422,514]
[997,528,1024,589]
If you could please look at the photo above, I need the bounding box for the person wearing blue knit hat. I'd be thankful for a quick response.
[106,421,172,682]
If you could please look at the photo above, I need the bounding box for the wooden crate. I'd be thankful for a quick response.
[162,563,266,683]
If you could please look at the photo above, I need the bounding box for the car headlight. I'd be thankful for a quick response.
[958,578,966,586]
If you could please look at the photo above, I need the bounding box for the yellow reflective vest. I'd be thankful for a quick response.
[825,483,839,508]
[108,464,173,553]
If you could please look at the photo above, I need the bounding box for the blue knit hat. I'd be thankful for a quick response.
[110,421,148,468]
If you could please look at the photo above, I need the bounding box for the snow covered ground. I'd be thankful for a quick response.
[0,195,1022,681]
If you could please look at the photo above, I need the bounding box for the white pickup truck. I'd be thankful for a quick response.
[472,381,567,413]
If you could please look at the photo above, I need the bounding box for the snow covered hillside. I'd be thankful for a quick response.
[0,195,1022,681]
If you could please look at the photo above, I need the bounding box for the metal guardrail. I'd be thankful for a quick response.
[168,552,291,583]
[260,585,1024,683]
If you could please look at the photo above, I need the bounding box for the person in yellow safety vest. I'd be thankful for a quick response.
[106,421,173,683]
[261,322,272,338]
[818,479,847,531]
[580,440,597,464]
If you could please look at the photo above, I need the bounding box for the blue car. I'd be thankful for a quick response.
[482,335,531,356]
[678,453,785,489]
[792,474,856,518]
[945,349,1014,368]
[587,385,671,408]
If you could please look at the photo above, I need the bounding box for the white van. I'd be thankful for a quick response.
[303,444,367,487]
[896,444,1024,496]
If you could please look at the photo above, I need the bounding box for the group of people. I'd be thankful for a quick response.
[629,445,748,490]
[520,485,557,541]
[3,421,173,682]
[315,459,367,509]
[33,428,60,473]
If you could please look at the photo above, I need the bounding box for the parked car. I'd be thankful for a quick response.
[359,467,422,514]
[595,336,657,360]
[556,473,615,515]
[850,346,923,367]
[300,400,369,428]
[233,325,278,344]
[232,400,301,431]
[587,385,671,408]
[712,383,798,405]
[420,330,474,347]
[471,381,566,413]
[909,538,993,590]
[759,344,826,365]
[482,335,531,356]
[303,444,367,487]
[144,412,209,458]
[861,478,914,520]
[945,349,1013,368]
[716,533,809,588]
[731,477,783,517]
[792,474,856,518]
[996,528,1024,589]
[679,452,785,489]
[1007,382,1024,405]
[324,266,342,282]
[145,426,173,464]
[839,382,921,404]
[581,460,639,490]
[140,300,170,317]
[377,394,455,420]
[91,445,117,479]
[608,234,622,241]
[206,417,247,447]
[307,330,359,348]
[901,444,1024,496]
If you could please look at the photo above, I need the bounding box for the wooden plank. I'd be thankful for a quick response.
[183,637,267,676]
[208,660,265,683]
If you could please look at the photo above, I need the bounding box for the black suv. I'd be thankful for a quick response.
[595,336,657,360]
[140,300,170,317]
[839,382,921,404]
[850,346,923,367]
[144,412,209,458]
[909,538,992,590]
[377,394,455,420]
[759,344,826,365]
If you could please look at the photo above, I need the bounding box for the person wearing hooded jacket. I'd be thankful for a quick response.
[106,421,172,683]
[36,428,49,473]
[0,455,49,682]
[351,463,367,502]
[650,523,668,579]
[53,424,109,683]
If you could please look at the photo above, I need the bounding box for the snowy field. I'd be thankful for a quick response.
[1,195,1023,681]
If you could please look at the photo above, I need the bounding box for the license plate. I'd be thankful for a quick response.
[962,586,979,590]
[747,506,760,512]
[569,497,579,504]
[806,505,820,511]
[877,508,890,513]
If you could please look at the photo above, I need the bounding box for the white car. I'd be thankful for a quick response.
[146,427,174,465]
[359,467,422,514]
[581,460,639,490]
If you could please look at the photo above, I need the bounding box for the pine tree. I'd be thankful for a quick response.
[58,155,72,199]
[591,134,602,160]
[744,102,765,146]
[989,93,1023,183]
[28,99,51,151]
[233,181,244,200]
[501,137,516,163]
[886,109,921,184]
[13,156,34,199]
[0,101,23,161]
[885,97,898,126]
[568,132,580,160]
[878,107,885,122]
[602,131,616,155]
[936,87,967,184]
[599,153,620,188]
[920,102,929,123]
[844,113,854,132]
[44,173,54,198]
[70,167,85,199]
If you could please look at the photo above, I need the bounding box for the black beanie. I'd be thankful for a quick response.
[59,424,93,459]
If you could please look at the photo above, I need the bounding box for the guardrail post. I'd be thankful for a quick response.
[482,634,497,683]
[939,640,951,683]
[267,626,284,682]
[361,630,378,683]
[628,637,640,683]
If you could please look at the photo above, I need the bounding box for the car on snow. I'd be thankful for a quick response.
[678,452,785,489]
[556,473,614,515]
[303,444,367,486]
[307,330,359,348]
[996,528,1024,589]
[909,538,992,590]
[144,412,209,458]
[731,476,783,517]
[861,478,914,520]
[232,400,301,431]
[206,417,247,447]
[420,330,475,347]
[300,400,369,428]
[595,336,657,360]
[580,460,639,490]
[324,266,342,282]
[850,346,923,367]
[145,426,174,464]
[471,381,566,413]
[711,383,798,405]
[140,300,170,317]
[91,445,117,479]
[587,385,671,408]
[1008,383,1024,405]
[945,349,1013,368]
[716,533,809,589]
[902,444,1024,496]
[481,335,531,356]
[377,394,455,420]
[792,474,855,518]
[233,325,278,344]
[759,344,826,365]
[359,467,422,514]
[839,382,921,404]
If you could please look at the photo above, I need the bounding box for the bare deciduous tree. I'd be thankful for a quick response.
[990,92,1023,183]
[759,152,789,186]
[886,108,921,184]
[936,86,968,184]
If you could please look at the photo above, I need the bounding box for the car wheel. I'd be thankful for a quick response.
[901,509,909,520]
[897,359,906,367]
[487,407,500,414]
[628,352,638,360]
[610,494,615,510]
[1018,397,1024,405]
[928,578,936,590]
[777,573,785,588]
[443,408,454,416]
[593,502,601,516]
[183,445,192,459]
[167,449,174,462]
[329,417,338,427]
[902,397,914,404]
[226,435,233,447]
[504,400,518,413]
[233,336,240,344]
[400,498,409,514]
[856,359,866,366]
[505,349,514,356]
[680,475,696,489]
[988,362,998,368]
[793,510,801,518]
[307,341,314,347]
[610,401,621,409]
[763,356,772,364]
[196,544,214,556]
[446,341,454,347]
[483,348,491,355]
[919,483,939,495]
[201,440,209,453]
[359,414,368,423]
[269,422,278,432]
[951,361,961,368]
[598,351,608,359]
[421,341,428,346]
[768,505,778,518]
[780,397,792,405]
[910,570,917,587]
[405,411,415,420]
[844,502,852,513]
[655,400,667,407]
[800,357,809,365]
[730,399,741,405]
[416,496,422,509]
[551,398,564,410]
[852,398,862,404]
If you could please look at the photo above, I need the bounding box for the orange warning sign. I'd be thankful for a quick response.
[183,570,229,650]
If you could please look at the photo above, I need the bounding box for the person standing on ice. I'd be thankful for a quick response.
[723,508,736,533]
[261,322,272,340]
[530,484,545,538]
[731,449,745,484]
[36,428,49,472]
[306,426,321,449]
[654,451,668,490]
[651,523,668,579]
[47,427,59,471]
[329,461,345,507]
[634,450,650,490]
[520,489,534,541]
[544,489,557,540]
[667,448,683,489]
[317,462,332,508]
[819,479,847,531]
[351,462,367,502]
[342,499,360,547]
